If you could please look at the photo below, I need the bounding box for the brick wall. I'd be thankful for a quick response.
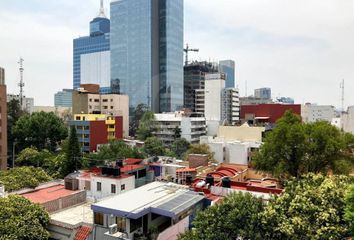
[42,191,86,213]
[188,154,208,168]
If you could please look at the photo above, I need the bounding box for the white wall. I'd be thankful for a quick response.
[90,175,135,200]
[204,74,225,121]
[301,104,336,123]
[343,106,354,134]
[81,51,111,88]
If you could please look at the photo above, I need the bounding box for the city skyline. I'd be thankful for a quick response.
[0,0,353,108]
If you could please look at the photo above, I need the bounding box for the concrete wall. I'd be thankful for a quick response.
[90,175,135,200]
[42,191,86,213]
[204,74,225,121]
[343,106,354,134]
[218,124,265,142]
[301,104,336,123]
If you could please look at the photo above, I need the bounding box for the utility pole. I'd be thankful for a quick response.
[183,44,199,66]
[18,58,25,109]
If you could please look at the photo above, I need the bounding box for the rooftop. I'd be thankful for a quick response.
[50,202,93,227]
[21,184,80,204]
[92,181,204,219]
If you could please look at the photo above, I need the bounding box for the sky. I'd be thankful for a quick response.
[0,0,353,108]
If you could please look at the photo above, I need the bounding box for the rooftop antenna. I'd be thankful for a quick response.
[340,79,345,112]
[98,0,106,18]
[184,44,199,66]
[18,57,24,109]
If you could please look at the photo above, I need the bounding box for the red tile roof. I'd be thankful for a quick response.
[21,184,79,204]
[120,164,145,173]
[176,167,197,173]
[74,226,92,240]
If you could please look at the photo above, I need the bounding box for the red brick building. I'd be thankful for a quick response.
[240,104,301,124]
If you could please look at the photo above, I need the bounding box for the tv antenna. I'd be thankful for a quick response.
[18,58,25,109]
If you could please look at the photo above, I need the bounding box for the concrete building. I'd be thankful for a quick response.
[33,106,72,121]
[219,60,235,88]
[0,67,6,170]
[342,106,354,134]
[73,1,111,93]
[301,103,337,123]
[68,114,123,152]
[91,181,204,240]
[54,89,73,107]
[183,61,218,112]
[254,87,271,100]
[154,111,206,146]
[240,103,301,125]
[276,97,294,104]
[239,96,273,106]
[218,124,265,142]
[110,0,184,113]
[72,84,129,137]
[221,88,240,125]
[204,73,225,121]
[7,94,34,114]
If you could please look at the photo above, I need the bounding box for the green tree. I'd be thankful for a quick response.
[173,126,182,139]
[16,147,53,167]
[253,111,353,179]
[0,195,50,240]
[345,184,354,236]
[184,144,215,162]
[178,192,265,240]
[144,137,165,156]
[61,126,81,176]
[85,140,145,167]
[0,166,52,192]
[130,103,149,137]
[136,111,158,141]
[261,174,352,240]
[171,138,190,159]
[13,111,68,152]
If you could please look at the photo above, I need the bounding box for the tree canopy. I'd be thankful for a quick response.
[178,192,265,240]
[0,166,52,192]
[0,195,50,240]
[253,111,354,178]
[85,140,145,167]
[261,174,353,239]
[184,144,215,162]
[130,103,149,137]
[13,111,68,152]
[345,184,354,235]
[61,126,82,176]
[136,111,158,141]
[171,138,190,159]
[144,137,166,157]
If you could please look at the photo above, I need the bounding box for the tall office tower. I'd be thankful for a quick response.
[254,87,271,100]
[54,89,73,108]
[110,0,184,113]
[0,67,7,170]
[184,61,218,112]
[219,60,235,88]
[73,1,111,93]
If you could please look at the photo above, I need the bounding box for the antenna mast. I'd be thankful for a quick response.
[340,79,344,112]
[18,58,25,109]
[98,0,106,17]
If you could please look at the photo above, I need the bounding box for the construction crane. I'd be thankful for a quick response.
[184,44,199,66]
[18,58,25,109]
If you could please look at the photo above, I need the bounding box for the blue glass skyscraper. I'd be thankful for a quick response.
[110,0,184,113]
[219,60,235,88]
[73,1,111,93]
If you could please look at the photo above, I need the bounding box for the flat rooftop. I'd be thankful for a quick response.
[50,202,93,227]
[92,181,204,219]
[21,184,80,204]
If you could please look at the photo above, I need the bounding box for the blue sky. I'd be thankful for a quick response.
[0,0,353,108]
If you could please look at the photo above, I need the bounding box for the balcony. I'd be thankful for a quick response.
[106,119,115,125]
[107,127,115,132]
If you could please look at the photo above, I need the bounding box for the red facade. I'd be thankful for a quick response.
[115,116,123,139]
[240,104,301,123]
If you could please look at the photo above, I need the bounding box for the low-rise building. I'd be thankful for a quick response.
[68,114,123,152]
[301,103,336,123]
[91,181,205,240]
[72,84,129,137]
[7,94,34,114]
[33,106,72,120]
[154,111,206,146]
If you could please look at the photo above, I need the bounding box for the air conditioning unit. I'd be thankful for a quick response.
[109,224,118,235]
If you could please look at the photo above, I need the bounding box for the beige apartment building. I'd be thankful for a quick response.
[0,67,7,170]
[72,84,129,137]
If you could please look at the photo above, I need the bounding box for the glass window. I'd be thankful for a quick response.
[94,212,104,225]
[111,184,116,194]
[97,182,102,191]
[116,217,126,232]
[121,184,125,191]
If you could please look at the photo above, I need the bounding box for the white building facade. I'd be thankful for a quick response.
[301,103,337,123]
[154,112,206,146]
[7,94,34,114]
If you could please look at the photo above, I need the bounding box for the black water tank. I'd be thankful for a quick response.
[206,175,214,186]
[116,159,124,168]
[186,175,193,185]
[102,167,110,175]
[222,177,231,188]
[112,167,121,177]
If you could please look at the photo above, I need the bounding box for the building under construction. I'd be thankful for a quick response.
[184,61,218,112]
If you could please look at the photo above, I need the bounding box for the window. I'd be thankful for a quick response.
[76,116,80,120]
[116,217,126,232]
[97,182,101,191]
[103,99,108,102]
[94,212,104,225]
[121,184,125,191]
[111,184,116,194]
[89,98,92,102]
[110,106,114,109]
[94,99,99,102]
